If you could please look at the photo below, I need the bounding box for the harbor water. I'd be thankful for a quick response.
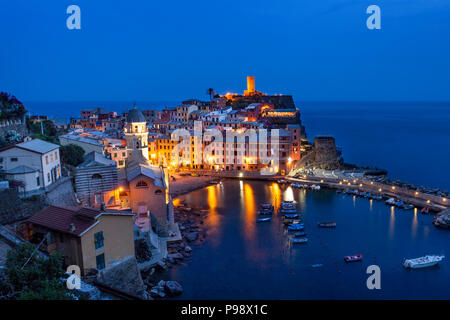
[171,180,450,299]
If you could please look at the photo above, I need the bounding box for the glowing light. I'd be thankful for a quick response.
[378,188,382,192]
[119,187,124,192]
[288,157,292,164]
[427,200,431,204]
[443,198,447,202]
[392,186,396,190]
[239,172,243,178]
[359,184,363,187]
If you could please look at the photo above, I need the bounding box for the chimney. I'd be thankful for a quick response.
[69,223,76,233]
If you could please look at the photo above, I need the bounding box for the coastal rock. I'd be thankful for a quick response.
[168,252,184,260]
[186,232,198,242]
[164,281,183,297]
[150,286,166,298]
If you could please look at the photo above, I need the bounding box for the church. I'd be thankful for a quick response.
[107,106,176,238]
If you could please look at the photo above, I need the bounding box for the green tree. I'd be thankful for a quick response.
[1,243,76,300]
[0,92,27,120]
[60,144,85,167]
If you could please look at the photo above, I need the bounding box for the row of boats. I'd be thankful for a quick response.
[339,189,417,210]
[256,200,337,245]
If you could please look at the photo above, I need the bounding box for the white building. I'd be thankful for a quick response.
[0,139,61,192]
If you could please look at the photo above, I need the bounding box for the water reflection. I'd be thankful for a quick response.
[206,185,220,228]
[411,208,418,239]
[389,206,395,239]
[369,199,373,211]
[284,186,294,202]
[242,183,256,239]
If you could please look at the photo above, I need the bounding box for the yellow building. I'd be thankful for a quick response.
[25,206,135,275]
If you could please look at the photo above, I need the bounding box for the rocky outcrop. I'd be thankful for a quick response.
[96,256,149,299]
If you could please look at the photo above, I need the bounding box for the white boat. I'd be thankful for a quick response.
[403,255,445,269]
[385,198,396,205]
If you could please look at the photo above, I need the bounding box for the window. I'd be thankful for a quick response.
[92,173,102,179]
[50,154,53,162]
[122,152,125,157]
[114,153,117,158]
[55,152,58,160]
[11,158,18,162]
[96,253,105,270]
[45,156,48,164]
[136,180,148,188]
[118,160,124,166]
[36,177,40,186]
[94,231,104,249]
[47,173,51,182]
[155,189,162,194]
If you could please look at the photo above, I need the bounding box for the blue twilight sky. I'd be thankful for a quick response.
[1,0,450,102]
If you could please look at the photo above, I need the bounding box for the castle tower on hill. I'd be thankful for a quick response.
[245,76,255,95]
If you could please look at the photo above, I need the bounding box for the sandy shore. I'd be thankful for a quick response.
[169,174,218,197]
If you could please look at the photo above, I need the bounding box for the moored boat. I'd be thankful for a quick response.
[318,222,336,228]
[344,254,363,262]
[257,210,273,215]
[403,255,445,269]
[294,231,306,237]
[256,217,272,223]
[385,198,396,205]
[260,203,274,210]
[291,237,308,244]
[288,224,305,231]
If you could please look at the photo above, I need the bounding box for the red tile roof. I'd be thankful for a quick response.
[27,206,99,237]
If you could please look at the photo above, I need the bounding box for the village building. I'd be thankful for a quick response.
[24,205,135,275]
[74,152,119,208]
[0,138,61,193]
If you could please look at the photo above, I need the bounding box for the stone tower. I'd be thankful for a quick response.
[124,105,149,162]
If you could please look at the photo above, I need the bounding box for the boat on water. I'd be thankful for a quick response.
[385,198,396,205]
[256,217,272,223]
[283,213,300,219]
[311,264,323,268]
[284,219,301,225]
[257,210,273,215]
[403,255,445,269]
[395,201,404,207]
[294,231,306,237]
[421,207,430,214]
[260,203,274,210]
[402,204,414,210]
[291,237,308,244]
[288,224,305,231]
[277,179,287,184]
[318,222,336,228]
[344,254,363,262]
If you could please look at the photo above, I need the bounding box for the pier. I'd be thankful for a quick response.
[175,169,450,214]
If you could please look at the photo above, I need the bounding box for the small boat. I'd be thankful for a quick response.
[374,195,383,201]
[277,179,287,184]
[403,255,445,269]
[280,207,297,212]
[283,213,300,219]
[395,201,404,207]
[421,207,430,214]
[294,231,306,237]
[260,203,274,210]
[311,264,323,268]
[288,224,305,231]
[385,198,396,205]
[318,222,336,228]
[344,254,363,262]
[256,217,272,223]
[402,204,414,210]
[284,219,301,225]
[291,237,308,244]
[257,210,273,215]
